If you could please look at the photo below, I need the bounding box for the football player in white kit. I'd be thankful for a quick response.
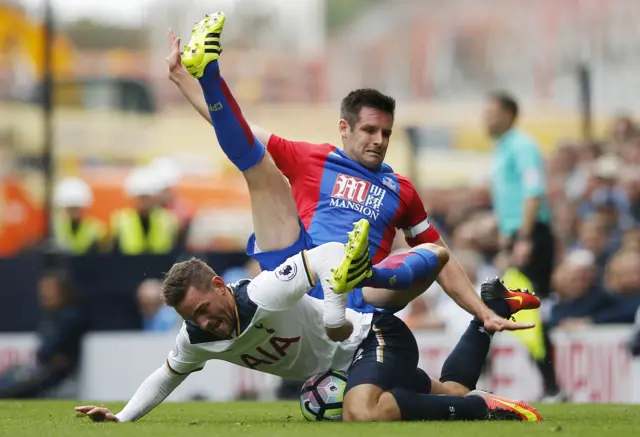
[75,13,542,423]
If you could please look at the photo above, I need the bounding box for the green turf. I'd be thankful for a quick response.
[0,401,637,437]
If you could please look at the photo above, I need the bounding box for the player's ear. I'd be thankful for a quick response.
[338,119,350,139]
[211,276,225,293]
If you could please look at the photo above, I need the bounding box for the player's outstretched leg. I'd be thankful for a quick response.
[181,12,263,171]
[439,278,541,395]
[379,388,541,422]
[361,243,449,292]
[181,13,299,252]
[358,243,450,310]
[341,310,542,422]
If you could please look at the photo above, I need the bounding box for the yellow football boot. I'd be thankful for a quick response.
[330,219,372,294]
[181,12,226,79]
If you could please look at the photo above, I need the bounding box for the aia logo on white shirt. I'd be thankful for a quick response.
[329,174,386,220]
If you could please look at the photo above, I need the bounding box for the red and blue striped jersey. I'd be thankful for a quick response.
[267,135,440,263]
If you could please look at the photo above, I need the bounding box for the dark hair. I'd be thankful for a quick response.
[162,258,217,307]
[489,91,519,119]
[340,88,396,129]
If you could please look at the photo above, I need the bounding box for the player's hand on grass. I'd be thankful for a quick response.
[482,312,535,332]
[75,405,119,422]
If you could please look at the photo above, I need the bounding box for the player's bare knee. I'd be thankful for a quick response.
[342,385,388,422]
[441,381,470,397]
[343,392,400,422]
[374,392,402,421]
[343,403,376,422]
[414,243,449,272]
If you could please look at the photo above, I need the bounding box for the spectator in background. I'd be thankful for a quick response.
[565,141,603,203]
[610,115,637,152]
[137,279,179,332]
[484,91,561,401]
[109,167,180,255]
[552,202,579,257]
[548,250,640,330]
[547,250,610,330]
[53,178,106,255]
[578,154,628,229]
[0,271,87,398]
[619,168,640,225]
[548,142,579,205]
[622,228,640,252]
[621,135,640,165]
[605,250,640,297]
[571,214,613,280]
[148,157,195,233]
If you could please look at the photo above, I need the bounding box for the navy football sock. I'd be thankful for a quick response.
[389,388,488,421]
[363,249,439,290]
[439,300,510,390]
[198,60,264,171]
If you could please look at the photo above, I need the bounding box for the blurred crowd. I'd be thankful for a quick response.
[402,114,640,335]
[52,158,191,258]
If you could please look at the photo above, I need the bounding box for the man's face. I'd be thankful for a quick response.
[174,277,236,339]
[340,106,393,169]
[578,221,607,255]
[611,117,635,144]
[622,138,640,165]
[608,252,640,293]
[621,174,640,201]
[135,195,156,213]
[65,207,84,220]
[556,263,595,300]
[158,188,174,208]
[483,99,512,138]
[137,282,163,318]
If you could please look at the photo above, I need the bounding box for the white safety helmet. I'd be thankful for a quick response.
[149,157,182,190]
[54,177,93,208]
[124,166,162,197]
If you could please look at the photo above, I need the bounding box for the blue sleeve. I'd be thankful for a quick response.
[513,138,546,197]
[547,290,616,329]
[591,296,640,324]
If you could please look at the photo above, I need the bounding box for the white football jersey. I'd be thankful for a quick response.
[167,252,373,381]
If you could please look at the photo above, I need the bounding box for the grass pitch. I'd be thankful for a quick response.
[0,401,637,437]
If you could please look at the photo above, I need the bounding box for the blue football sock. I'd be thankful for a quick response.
[439,300,510,390]
[363,248,439,290]
[389,388,488,421]
[197,60,264,171]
